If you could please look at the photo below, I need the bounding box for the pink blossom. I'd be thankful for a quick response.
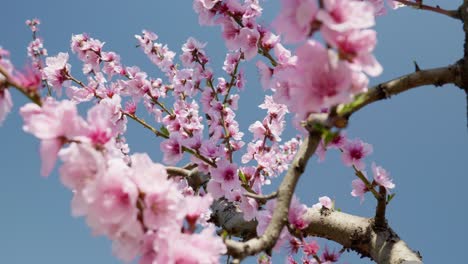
[273,0,319,43]
[351,178,368,202]
[350,71,369,94]
[160,132,184,165]
[20,98,86,176]
[153,226,226,263]
[223,51,241,74]
[367,0,387,16]
[101,51,122,77]
[199,0,220,10]
[129,153,168,193]
[274,43,296,65]
[14,66,41,91]
[143,182,182,230]
[240,194,258,221]
[342,138,373,170]
[183,194,214,225]
[317,0,375,32]
[86,103,116,146]
[39,139,62,178]
[256,60,272,89]
[111,220,144,262]
[322,28,382,76]
[321,245,341,262]
[388,0,405,9]
[25,18,40,32]
[206,179,225,199]
[249,121,267,140]
[293,40,353,114]
[288,196,310,230]
[43,52,71,90]
[86,159,138,225]
[372,162,395,191]
[315,196,333,209]
[193,0,217,25]
[59,142,105,191]
[210,160,240,192]
[237,27,260,60]
[303,240,320,256]
[181,37,208,67]
[0,89,13,125]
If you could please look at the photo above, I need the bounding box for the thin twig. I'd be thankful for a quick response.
[394,0,461,20]
[0,66,42,106]
[243,191,278,202]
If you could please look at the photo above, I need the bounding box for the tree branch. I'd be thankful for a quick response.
[213,202,422,264]
[211,199,258,240]
[374,186,388,230]
[225,129,322,260]
[304,208,422,264]
[394,0,461,20]
[0,66,42,106]
[336,64,462,120]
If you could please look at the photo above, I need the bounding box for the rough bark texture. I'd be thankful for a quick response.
[304,209,422,264]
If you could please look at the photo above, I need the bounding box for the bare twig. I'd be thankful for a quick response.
[166,166,192,177]
[394,0,460,20]
[243,191,278,203]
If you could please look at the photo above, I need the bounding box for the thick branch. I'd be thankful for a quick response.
[304,208,422,264]
[211,199,258,239]
[213,203,422,264]
[337,64,461,119]
[225,130,322,260]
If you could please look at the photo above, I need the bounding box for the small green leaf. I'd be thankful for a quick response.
[221,230,229,239]
[238,170,247,184]
[323,130,339,145]
[160,125,170,137]
[386,193,396,204]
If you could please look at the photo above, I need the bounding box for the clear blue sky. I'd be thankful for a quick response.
[0,1,466,263]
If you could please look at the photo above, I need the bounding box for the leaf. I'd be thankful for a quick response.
[238,170,247,184]
[386,193,396,204]
[160,125,170,137]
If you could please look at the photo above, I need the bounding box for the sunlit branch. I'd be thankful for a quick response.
[336,64,461,120]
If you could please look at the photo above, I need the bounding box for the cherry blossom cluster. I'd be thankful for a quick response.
[26,19,48,74]
[19,97,225,262]
[0,0,409,263]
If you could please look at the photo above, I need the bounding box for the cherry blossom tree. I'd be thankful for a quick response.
[0,1,466,263]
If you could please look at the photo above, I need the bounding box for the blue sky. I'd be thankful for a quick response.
[0,1,466,263]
